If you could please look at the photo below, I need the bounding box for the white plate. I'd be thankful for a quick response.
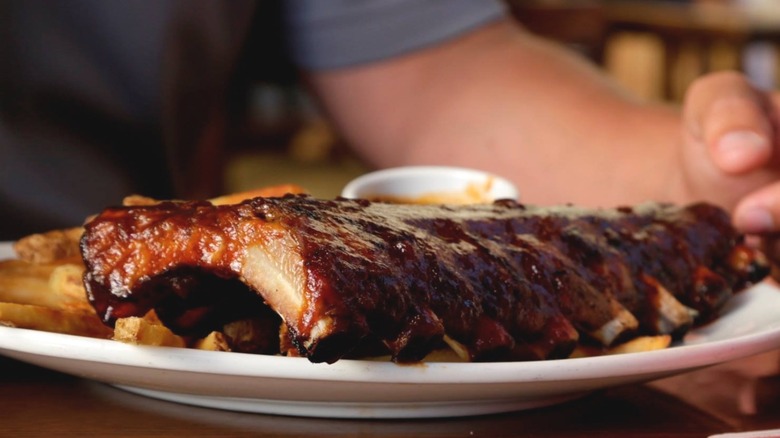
[1,243,780,419]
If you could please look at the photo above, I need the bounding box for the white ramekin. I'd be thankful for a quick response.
[340,166,519,203]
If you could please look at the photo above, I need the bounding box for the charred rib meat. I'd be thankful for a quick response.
[80,195,768,363]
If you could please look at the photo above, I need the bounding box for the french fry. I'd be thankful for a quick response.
[0,260,81,309]
[208,184,307,205]
[0,260,54,305]
[112,316,187,348]
[47,263,93,312]
[193,331,232,352]
[222,317,282,354]
[569,335,672,358]
[0,258,61,277]
[605,334,672,355]
[140,309,164,325]
[120,184,308,209]
[121,194,160,206]
[0,302,112,338]
[12,227,84,264]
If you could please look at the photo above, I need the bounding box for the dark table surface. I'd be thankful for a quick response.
[3,349,779,437]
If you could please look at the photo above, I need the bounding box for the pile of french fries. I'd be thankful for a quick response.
[0,183,671,360]
[0,184,306,352]
[0,241,112,339]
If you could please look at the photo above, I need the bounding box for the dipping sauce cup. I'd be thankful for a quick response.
[341,166,519,204]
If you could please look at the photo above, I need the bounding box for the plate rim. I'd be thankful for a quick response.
[1,283,779,385]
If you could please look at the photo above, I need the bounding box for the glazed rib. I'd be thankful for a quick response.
[80,195,769,363]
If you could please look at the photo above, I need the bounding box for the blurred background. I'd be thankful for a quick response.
[221,0,780,198]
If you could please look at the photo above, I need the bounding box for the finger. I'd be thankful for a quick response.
[732,179,780,234]
[757,234,780,282]
[683,71,774,175]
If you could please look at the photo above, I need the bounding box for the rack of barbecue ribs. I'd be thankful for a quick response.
[80,194,769,363]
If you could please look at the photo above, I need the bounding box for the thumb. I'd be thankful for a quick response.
[733,181,780,234]
[683,71,774,175]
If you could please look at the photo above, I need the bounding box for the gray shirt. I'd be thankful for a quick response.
[0,0,505,239]
[286,0,505,69]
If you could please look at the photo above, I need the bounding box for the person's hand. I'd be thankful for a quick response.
[680,71,780,271]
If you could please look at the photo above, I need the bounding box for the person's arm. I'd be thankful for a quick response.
[306,18,684,207]
[305,17,780,217]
